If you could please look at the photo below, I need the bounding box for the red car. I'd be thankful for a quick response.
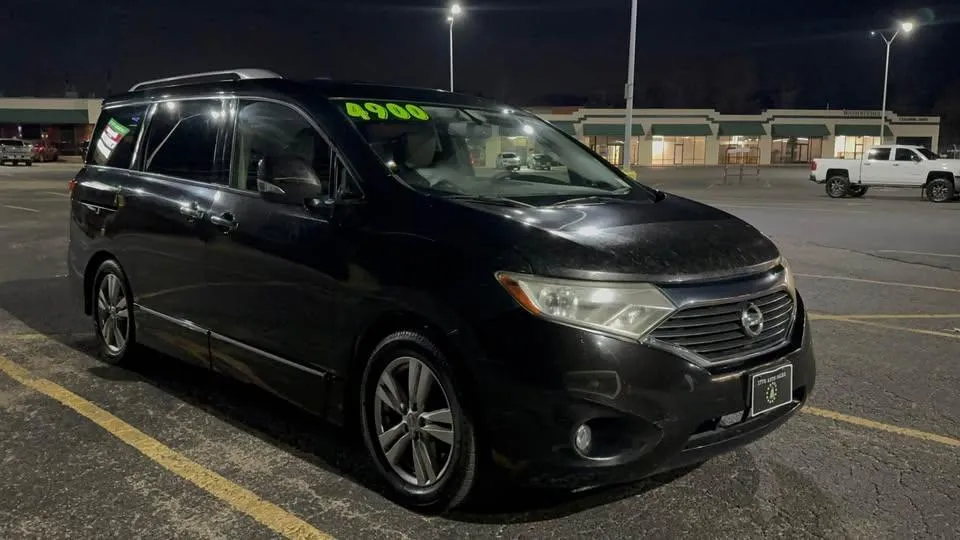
[27,139,59,162]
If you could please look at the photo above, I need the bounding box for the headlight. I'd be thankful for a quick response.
[780,255,796,293]
[496,272,677,340]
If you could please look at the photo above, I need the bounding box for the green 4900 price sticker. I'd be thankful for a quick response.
[344,101,430,122]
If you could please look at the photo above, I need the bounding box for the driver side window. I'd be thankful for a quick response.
[231,100,332,197]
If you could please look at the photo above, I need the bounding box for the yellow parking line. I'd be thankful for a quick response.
[810,316,960,340]
[803,406,960,448]
[796,273,960,294]
[0,354,332,540]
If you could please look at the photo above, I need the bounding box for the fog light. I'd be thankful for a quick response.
[574,424,592,454]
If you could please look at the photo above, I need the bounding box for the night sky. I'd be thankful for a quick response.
[3,1,959,114]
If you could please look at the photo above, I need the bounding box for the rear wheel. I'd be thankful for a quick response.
[825,176,849,198]
[847,185,868,198]
[360,331,478,512]
[92,260,137,365]
[926,178,955,203]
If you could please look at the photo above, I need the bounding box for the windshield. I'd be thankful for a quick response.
[918,148,940,160]
[334,100,649,204]
[0,139,24,147]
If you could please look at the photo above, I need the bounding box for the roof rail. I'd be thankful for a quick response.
[129,69,282,92]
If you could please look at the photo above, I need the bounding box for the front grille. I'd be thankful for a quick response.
[650,289,794,363]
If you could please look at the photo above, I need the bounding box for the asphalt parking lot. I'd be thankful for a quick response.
[1,163,958,539]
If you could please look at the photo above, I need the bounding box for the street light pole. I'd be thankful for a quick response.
[449,18,455,91]
[448,4,462,92]
[622,0,638,172]
[873,21,914,143]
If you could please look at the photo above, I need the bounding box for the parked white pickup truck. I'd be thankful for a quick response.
[809,145,959,203]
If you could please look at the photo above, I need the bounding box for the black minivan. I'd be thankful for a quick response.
[68,69,815,511]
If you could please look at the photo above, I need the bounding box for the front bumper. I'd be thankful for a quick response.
[471,292,815,489]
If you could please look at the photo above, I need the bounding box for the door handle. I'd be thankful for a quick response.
[179,202,204,220]
[892,163,900,166]
[209,212,238,231]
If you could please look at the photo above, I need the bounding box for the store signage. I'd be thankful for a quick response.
[842,111,881,118]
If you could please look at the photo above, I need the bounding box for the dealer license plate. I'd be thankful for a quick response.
[749,364,793,417]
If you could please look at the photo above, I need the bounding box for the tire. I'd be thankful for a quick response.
[825,176,849,198]
[925,178,955,203]
[847,185,868,198]
[25,160,32,167]
[91,259,137,365]
[359,331,478,512]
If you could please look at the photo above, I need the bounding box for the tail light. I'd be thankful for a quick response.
[810,160,817,171]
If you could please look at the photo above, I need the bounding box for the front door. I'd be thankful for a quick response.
[203,99,354,415]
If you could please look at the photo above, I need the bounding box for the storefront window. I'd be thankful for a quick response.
[833,136,881,159]
[719,136,760,164]
[652,136,706,165]
[583,135,640,166]
[771,137,823,163]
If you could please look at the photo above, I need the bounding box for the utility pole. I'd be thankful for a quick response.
[622,0,638,172]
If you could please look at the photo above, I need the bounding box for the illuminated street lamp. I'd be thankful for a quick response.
[872,20,916,142]
[447,4,463,91]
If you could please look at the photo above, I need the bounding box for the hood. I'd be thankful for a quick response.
[460,193,780,282]
[930,159,960,171]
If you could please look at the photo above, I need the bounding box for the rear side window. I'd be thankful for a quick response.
[89,105,147,168]
[142,99,226,183]
[895,148,919,162]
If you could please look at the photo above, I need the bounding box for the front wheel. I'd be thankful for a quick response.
[847,185,868,198]
[825,176,849,198]
[926,178,956,203]
[360,331,478,512]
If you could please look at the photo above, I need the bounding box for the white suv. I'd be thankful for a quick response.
[496,152,521,171]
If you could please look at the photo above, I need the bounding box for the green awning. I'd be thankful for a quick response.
[550,121,577,136]
[650,123,713,136]
[835,124,893,137]
[718,122,767,136]
[771,124,831,138]
[582,123,644,137]
[0,109,91,125]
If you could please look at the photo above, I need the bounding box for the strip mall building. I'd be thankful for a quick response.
[0,97,941,164]
[533,107,941,166]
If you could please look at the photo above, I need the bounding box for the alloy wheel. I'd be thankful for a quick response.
[930,183,947,202]
[96,273,129,355]
[373,356,455,488]
[828,180,846,197]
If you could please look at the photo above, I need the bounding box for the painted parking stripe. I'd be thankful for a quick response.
[1,204,39,213]
[803,407,960,448]
[810,316,960,340]
[796,273,960,294]
[0,353,333,540]
[875,249,960,259]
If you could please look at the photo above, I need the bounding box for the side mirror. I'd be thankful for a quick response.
[256,157,287,203]
[256,156,327,207]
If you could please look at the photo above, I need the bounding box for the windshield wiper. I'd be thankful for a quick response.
[441,194,534,208]
[549,194,634,207]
